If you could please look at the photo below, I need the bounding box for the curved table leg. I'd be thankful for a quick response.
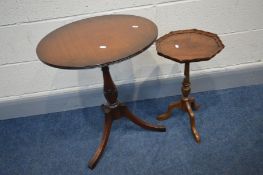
[189,97,200,111]
[157,101,182,121]
[185,102,201,143]
[122,105,166,132]
[88,66,165,169]
[88,114,113,169]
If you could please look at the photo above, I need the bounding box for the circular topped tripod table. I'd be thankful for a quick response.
[36,15,166,169]
[156,29,224,143]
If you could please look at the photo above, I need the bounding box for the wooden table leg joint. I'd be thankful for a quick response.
[157,63,201,143]
[88,66,166,169]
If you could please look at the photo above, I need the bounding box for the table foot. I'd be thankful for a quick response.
[88,66,166,169]
[122,105,166,132]
[185,101,201,143]
[157,98,201,143]
[88,102,166,169]
[88,113,113,169]
[189,96,200,111]
[157,101,181,121]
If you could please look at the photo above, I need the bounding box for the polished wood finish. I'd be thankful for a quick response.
[157,63,200,142]
[36,15,157,68]
[156,29,224,143]
[156,29,224,63]
[36,15,165,170]
[88,66,166,169]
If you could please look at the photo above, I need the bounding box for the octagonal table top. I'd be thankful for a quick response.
[156,29,224,63]
[36,15,157,69]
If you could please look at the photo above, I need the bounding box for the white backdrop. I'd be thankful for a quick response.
[0,0,263,119]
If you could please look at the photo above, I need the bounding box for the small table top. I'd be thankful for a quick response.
[156,29,224,63]
[36,15,158,69]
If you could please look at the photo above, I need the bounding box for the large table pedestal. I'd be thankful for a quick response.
[88,66,166,169]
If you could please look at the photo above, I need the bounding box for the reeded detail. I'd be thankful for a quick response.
[36,15,157,68]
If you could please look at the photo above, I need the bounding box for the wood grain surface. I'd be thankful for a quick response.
[36,15,157,68]
[156,29,224,63]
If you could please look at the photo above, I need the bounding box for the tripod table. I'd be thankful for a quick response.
[156,29,224,143]
[36,15,166,169]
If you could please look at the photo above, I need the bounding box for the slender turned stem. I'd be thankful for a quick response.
[182,62,191,98]
[102,66,118,106]
[157,62,200,143]
[184,62,190,80]
[183,62,200,143]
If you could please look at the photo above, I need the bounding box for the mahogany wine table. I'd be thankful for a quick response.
[156,29,224,143]
[36,15,166,169]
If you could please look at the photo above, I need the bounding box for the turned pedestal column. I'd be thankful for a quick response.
[88,66,165,169]
[36,15,166,169]
[157,62,200,142]
[155,29,224,143]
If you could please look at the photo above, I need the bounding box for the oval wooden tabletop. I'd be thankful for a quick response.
[36,15,158,68]
[156,29,224,63]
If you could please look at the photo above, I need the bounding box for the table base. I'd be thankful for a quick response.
[88,66,166,169]
[156,63,201,143]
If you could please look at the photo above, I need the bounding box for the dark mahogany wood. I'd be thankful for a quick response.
[36,15,158,69]
[88,113,112,169]
[156,29,224,63]
[36,15,165,170]
[157,63,200,143]
[88,66,166,169]
[156,29,224,143]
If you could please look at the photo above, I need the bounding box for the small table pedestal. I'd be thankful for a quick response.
[88,66,166,169]
[154,29,224,144]
[157,63,200,143]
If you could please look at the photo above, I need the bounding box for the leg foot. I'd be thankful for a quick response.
[88,114,113,169]
[122,105,166,132]
[189,97,200,111]
[157,101,182,121]
[185,102,201,143]
[158,63,202,143]
[88,66,166,169]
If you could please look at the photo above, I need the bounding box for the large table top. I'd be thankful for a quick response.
[36,15,158,69]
